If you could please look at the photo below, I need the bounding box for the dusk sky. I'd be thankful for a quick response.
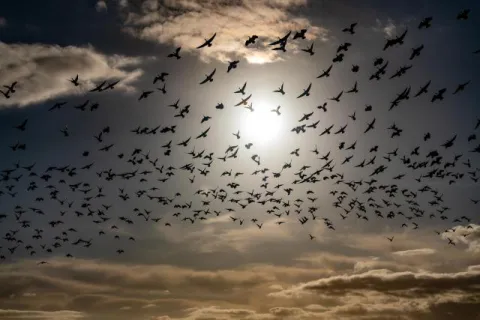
[0,1,480,319]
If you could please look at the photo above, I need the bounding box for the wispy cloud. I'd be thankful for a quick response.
[271,268,480,298]
[162,217,302,253]
[0,42,145,108]
[118,0,328,64]
[392,248,436,256]
[373,18,402,38]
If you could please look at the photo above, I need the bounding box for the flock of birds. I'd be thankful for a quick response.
[1,8,480,264]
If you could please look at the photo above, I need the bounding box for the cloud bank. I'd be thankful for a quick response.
[2,258,480,320]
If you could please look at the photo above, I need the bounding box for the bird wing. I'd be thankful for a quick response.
[196,41,207,49]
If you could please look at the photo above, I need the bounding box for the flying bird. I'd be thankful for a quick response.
[418,17,432,29]
[293,29,307,40]
[227,60,240,73]
[234,94,252,106]
[69,75,80,86]
[301,42,315,55]
[199,69,216,84]
[317,65,333,78]
[342,22,357,34]
[167,47,181,59]
[269,31,291,46]
[197,33,217,48]
[235,82,247,95]
[297,83,312,98]
[274,83,285,95]
[138,91,154,101]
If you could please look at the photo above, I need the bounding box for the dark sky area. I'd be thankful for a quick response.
[0,0,479,319]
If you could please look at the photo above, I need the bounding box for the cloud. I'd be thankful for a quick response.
[271,268,480,298]
[119,306,132,310]
[0,309,86,320]
[0,17,6,27]
[2,258,480,319]
[22,292,37,297]
[373,18,399,38]
[118,0,328,64]
[392,248,436,256]
[162,218,300,253]
[467,265,480,272]
[441,224,480,253]
[353,258,417,273]
[0,258,274,298]
[96,0,108,12]
[0,42,145,108]
[200,214,231,225]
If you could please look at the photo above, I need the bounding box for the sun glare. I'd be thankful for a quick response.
[240,100,284,145]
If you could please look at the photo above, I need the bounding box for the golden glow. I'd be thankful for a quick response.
[246,54,269,64]
[240,100,284,145]
[245,51,279,64]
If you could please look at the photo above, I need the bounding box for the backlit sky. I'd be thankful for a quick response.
[0,0,480,319]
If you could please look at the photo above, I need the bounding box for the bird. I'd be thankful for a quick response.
[69,75,80,86]
[418,17,432,29]
[196,127,211,139]
[342,22,357,34]
[274,83,285,95]
[227,60,240,73]
[0,89,10,99]
[297,83,312,98]
[199,69,216,84]
[453,81,470,94]
[409,45,424,60]
[167,47,181,59]
[293,29,307,40]
[90,81,106,92]
[271,106,281,116]
[196,33,217,48]
[14,119,28,131]
[269,31,291,47]
[153,73,169,83]
[317,65,332,78]
[234,94,252,107]
[245,35,258,46]
[138,91,154,101]
[456,9,470,20]
[301,42,314,55]
[234,82,247,95]
[329,91,343,102]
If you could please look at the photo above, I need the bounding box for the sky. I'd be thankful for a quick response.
[0,0,480,319]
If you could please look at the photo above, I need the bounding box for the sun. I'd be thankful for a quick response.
[240,100,284,145]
